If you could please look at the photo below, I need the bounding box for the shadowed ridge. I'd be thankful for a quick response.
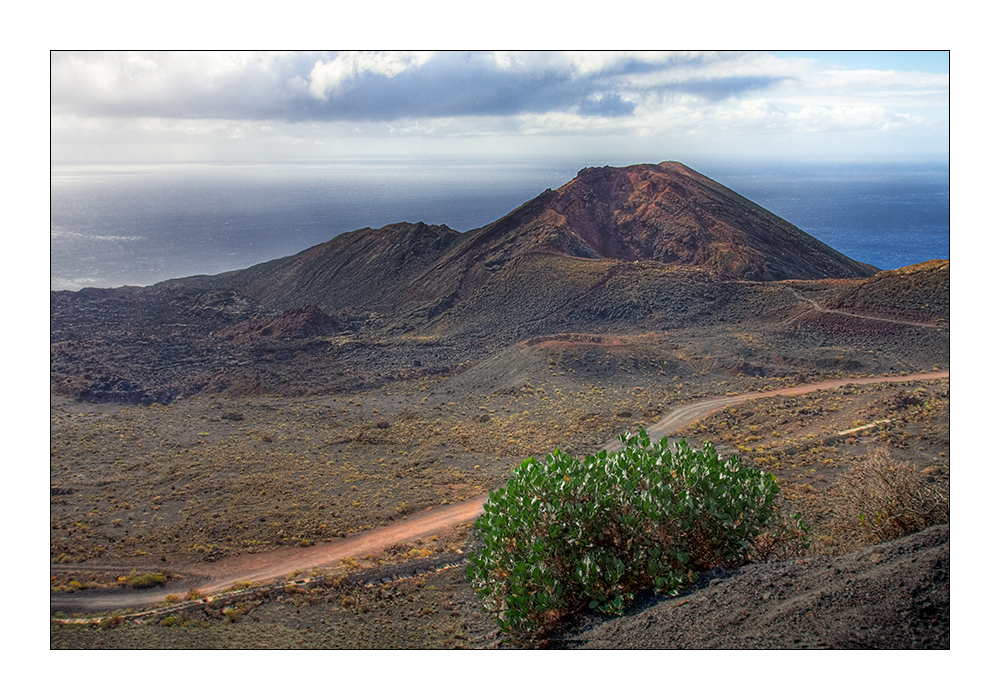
[197,221,464,318]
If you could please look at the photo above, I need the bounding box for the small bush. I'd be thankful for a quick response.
[100,614,123,629]
[467,429,807,640]
[117,572,167,589]
[840,446,948,543]
[181,619,211,628]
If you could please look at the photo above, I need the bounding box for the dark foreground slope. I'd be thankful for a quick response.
[544,524,949,650]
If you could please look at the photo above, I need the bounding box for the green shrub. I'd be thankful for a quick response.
[126,572,167,589]
[467,429,808,640]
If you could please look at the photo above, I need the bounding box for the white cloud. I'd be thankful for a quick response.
[307,52,433,99]
[50,51,949,162]
[51,51,319,119]
[815,68,949,92]
[492,50,685,76]
[517,110,624,136]
[766,67,949,112]
[790,104,925,133]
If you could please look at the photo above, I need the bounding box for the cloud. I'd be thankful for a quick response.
[307,52,433,98]
[51,51,319,120]
[51,51,800,124]
[578,93,636,117]
[298,51,643,121]
[50,51,949,161]
[814,68,949,93]
[790,104,926,133]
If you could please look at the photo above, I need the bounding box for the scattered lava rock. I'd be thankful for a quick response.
[218,305,341,344]
[77,376,179,406]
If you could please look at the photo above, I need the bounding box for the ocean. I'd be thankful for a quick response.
[50,158,949,291]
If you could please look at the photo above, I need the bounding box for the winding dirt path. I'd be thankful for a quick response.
[786,287,946,328]
[603,369,950,452]
[52,370,948,614]
[51,497,489,613]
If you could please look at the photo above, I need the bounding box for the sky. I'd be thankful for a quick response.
[50,50,949,164]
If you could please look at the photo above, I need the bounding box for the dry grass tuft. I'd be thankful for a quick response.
[838,446,948,544]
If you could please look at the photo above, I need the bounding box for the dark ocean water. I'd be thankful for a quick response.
[50,158,949,291]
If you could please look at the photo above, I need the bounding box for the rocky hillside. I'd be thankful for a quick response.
[201,222,463,322]
[545,524,949,649]
[824,259,949,323]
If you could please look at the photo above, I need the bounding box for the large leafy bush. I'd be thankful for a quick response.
[467,429,807,639]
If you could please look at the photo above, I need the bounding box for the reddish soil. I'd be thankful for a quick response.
[189,496,487,593]
[50,496,487,613]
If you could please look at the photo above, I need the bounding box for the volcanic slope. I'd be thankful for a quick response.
[50,161,903,403]
[823,259,949,323]
[168,162,877,322]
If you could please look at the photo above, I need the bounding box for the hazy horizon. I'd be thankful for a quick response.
[51,157,949,291]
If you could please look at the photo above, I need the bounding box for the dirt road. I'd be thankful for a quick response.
[605,369,951,451]
[786,287,946,328]
[51,370,948,614]
[51,496,488,613]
